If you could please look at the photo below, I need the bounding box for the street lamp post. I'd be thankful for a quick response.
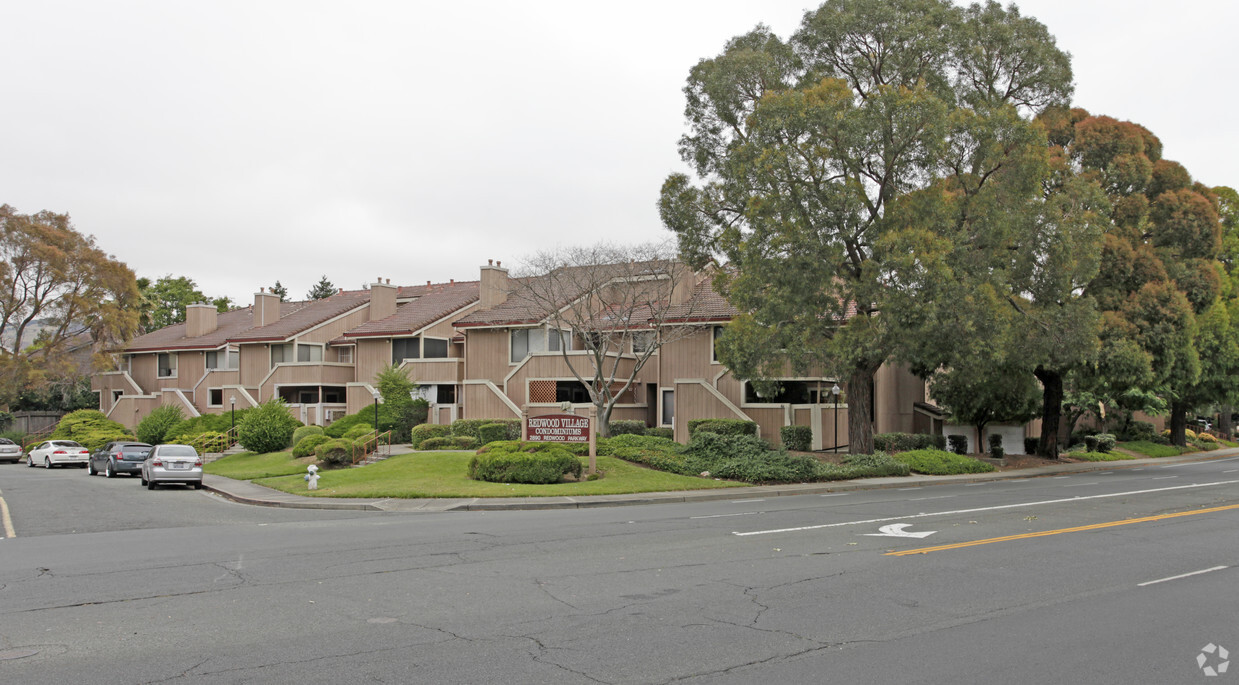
[229,395,236,432]
[831,384,841,454]
[372,390,381,434]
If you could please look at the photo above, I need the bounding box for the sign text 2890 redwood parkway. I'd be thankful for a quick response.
[525,414,590,443]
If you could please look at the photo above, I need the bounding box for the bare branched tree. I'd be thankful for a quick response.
[509,242,707,437]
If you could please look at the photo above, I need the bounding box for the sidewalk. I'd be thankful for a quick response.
[202,447,1239,513]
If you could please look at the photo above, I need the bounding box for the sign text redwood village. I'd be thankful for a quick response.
[525,413,590,443]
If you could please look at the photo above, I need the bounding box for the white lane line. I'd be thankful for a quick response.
[0,490,15,538]
[1138,566,1229,587]
[691,512,761,519]
[732,479,1239,537]
[964,483,989,487]
[1053,476,1070,479]
[820,493,850,497]
[1152,476,1179,480]
[1063,482,1098,487]
[1130,468,1145,471]
[1098,471,1114,475]
[898,487,922,491]
[731,499,765,504]
[1224,470,1238,474]
[907,495,956,502]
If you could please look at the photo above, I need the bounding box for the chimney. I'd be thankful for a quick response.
[670,264,698,305]
[480,259,509,307]
[254,290,282,327]
[369,278,398,321]
[185,303,218,337]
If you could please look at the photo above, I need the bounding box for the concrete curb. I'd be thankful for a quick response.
[203,447,1239,512]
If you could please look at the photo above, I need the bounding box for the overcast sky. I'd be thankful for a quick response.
[3,1,1234,306]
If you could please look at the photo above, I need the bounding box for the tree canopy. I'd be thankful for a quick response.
[660,0,1073,454]
[307,275,336,300]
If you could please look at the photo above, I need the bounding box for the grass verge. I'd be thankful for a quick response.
[205,451,317,479]
[252,451,746,498]
[1067,451,1137,462]
[1117,441,1186,458]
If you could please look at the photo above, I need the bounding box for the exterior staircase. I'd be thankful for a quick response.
[203,443,247,464]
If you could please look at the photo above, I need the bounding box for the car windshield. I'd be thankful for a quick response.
[157,445,198,457]
[0,438,13,445]
[53,441,83,448]
[121,445,151,454]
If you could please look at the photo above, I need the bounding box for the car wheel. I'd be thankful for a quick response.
[87,461,97,475]
[147,478,155,490]
[106,462,115,478]
[44,457,51,469]
[193,481,203,490]
[27,456,34,467]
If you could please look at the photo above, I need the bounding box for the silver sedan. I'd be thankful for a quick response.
[27,440,90,468]
[139,444,204,489]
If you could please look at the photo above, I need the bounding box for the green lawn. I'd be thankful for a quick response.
[1117,441,1186,458]
[205,451,318,480]
[243,451,746,498]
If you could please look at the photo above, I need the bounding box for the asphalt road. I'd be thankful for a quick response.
[2,456,1238,684]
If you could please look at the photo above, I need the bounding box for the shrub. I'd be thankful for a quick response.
[1094,433,1117,452]
[1120,421,1155,442]
[892,449,997,475]
[1023,436,1039,455]
[236,399,301,454]
[0,430,26,444]
[315,438,355,467]
[419,436,478,450]
[293,434,330,458]
[325,409,377,438]
[468,447,582,484]
[1185,428,1198,440]
[343,424,375,441]
[688,418,758,437]
[874,432,946,452]
[374,364,422,442]
[607,420,647,436]
[451,418,521,440]
[780,425,812,451]
[815,452,911,480]
[947,434,968,455]
[135,405,185,445]
[291,425,324,447]
[191,431,229,454]
[51,409,134,450]
[164,409,254,443]
[477,422,508,445]
[644,427,674,439]
[710,450,820,483]
[1084,436,1099,452]
[1196,432,1217,444]
[410,423,451,445]
[988,433,1004,459]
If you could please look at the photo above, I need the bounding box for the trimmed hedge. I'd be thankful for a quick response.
[1024,436,1039,455]
[477,422,508,445]
[988,433,1004,459]
[874,432,946,453]
[688,418,758,437]
[1094,433,1116,452]
[947,434,968,455]
[780,425,812,451]
[293,434,330,458]
[607,420,647,436]
[291,425,324,446]
[419,436,478,451]
[451,418,521,441]
[236,399,302,454]
[468,443,583,484]
[315,438,355,467]
[410,423,451,445]
[892,449,996,475]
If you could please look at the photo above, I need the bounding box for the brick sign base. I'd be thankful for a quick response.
[525,413,590,443]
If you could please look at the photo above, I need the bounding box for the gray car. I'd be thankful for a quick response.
[0,437,22,464]
[139,444,204,489]
[89,441,153,478]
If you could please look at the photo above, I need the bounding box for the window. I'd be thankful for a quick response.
[632,331,655,355]
[510,328,567,363]
[270,344,293,366]
[423,338,448,359]
[297,344,323,362]
[711,326,724,363]
[436,385,456,404]
[157,353,177,378]
[555,381,591,404]
[743,381,834,405]
[112,390,123,404]
[337,347,353,363]
[661,388,675,426]
[205,349,237,370]
[392,338,420,364]
[209,389,223,406]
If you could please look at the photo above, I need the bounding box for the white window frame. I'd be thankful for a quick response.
[270,343,293,367]
[422,336,450,359]
[337,347,354,364]
[510,327,570,364]
[711,325,724,364]
[207,388,223,407]
[660,388,675,427]
[157,352,177,378]
[632,330,656,355]
[296,343,324,363]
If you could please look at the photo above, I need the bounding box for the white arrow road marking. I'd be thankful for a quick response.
[863,523,936,539]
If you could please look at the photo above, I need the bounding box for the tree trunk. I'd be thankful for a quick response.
[1034,366,1062,459]
[847,365,878,455]
[1218,404,1233,439]
[1169,401,1188,447]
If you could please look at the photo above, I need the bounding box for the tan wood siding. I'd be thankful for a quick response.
[404,359,464,385]
[463,329,511,383]
[659,329,716,381]
[462,384,519,420]
[355,339,391,385]
[131,354,157,390]
[238,344,271,387]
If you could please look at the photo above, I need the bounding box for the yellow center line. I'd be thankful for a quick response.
[887,503,1239,556]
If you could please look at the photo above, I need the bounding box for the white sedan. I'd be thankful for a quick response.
[27,440,90,468]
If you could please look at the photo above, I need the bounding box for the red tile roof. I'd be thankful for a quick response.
[228,290,373,343]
